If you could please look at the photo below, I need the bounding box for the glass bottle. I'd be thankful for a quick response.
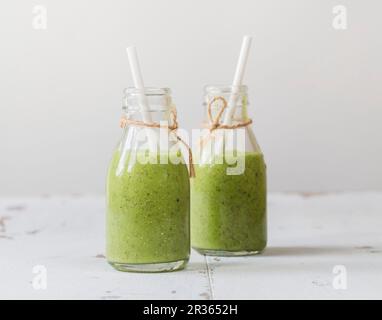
[191,85,267,256]
[106,87,190,272]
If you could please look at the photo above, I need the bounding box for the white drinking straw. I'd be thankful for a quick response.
[222,35,252,125]
[126,46,157,152]
[203,36,253,162]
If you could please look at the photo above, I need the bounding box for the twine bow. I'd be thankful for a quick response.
[207,96,252,131]
[120,109,195,178]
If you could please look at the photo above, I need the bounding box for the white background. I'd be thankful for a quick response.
[0,0,381,195]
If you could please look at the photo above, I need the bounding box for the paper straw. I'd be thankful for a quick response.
[222,36,252,125]
[202,36,253,163]
[126,46,157,152]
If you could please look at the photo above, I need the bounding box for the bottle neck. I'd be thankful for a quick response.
[123,87,174,123]
[203,85,250,124]
[119,87,179,154]
[198,85,261,159]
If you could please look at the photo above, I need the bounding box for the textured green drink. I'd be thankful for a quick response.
[191,152,267,255]
[106,151,190,272]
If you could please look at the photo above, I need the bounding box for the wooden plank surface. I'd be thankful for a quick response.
[1,193,381,299]
[208,193,382,299]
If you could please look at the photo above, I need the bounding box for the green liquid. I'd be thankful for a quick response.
[106,151,190,265]
[191,152,267,253]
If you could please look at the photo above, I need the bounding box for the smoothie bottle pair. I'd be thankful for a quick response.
[106,41,266,273]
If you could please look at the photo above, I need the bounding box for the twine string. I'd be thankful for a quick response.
[120,109,195,178]
[198,96,253,150]
[207,96,252,131]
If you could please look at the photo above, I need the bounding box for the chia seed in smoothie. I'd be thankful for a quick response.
[106,151,190,271]
[191,151,266,255]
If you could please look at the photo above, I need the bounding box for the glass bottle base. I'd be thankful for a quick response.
[108,258,188,273]
[193,247,264,257]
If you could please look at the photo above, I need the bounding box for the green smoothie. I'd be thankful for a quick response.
[191,152,267,255]
[106,151,190,271]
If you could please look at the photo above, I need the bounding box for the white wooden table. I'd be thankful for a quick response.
[1,192,381,300]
